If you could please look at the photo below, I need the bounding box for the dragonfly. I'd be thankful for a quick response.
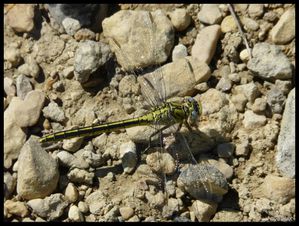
[39,10,227,221]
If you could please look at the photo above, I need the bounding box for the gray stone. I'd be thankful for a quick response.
[198,4,222,25]
[242,110,267,129]
[266,87,286,114]
[276,88,295,178]
[27,193,68,220]
[177,163,228,203]
[74,40,111,83]
[16,74,32,100]
[247,42,293,81]
[17,136,59,200]
[67,168,94,185]
[62,17,81,35]
[42,101,66,122]
[119,140,137,174]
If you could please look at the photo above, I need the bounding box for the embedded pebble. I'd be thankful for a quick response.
[241,17,259,31]
[78,201,89,213]
[67,168,94,185]
[216,76,232,92]
[235,139,250,157]
[242,110,267,129]
[4,46,22,67]
[56,150,89,169]
[198,4,222,25]
[4,200,29,218]
[191,200,218,222]
[4,77,16,97]
[65,183,79,203]
[81,149,107,168]
[17,57,40,78]
[146,150,176,175]
[252,175,295,204]
[119,206,134,220]
[17,136,59,200]
[248,4,264,18]
[172,44,188,61]
[16,74,32,100]
[74,28,96,41]
[252,97,267,113]
[234,82,260,103]
[191,25,221,64]
[27,193,68,220]
[62,17,81,35]
[61,66,74,79]
[169,8,191,31]
[4,172,16,198]
[118,74,140,97]
[275,80,292,95]
[5,4,35,33]
[266,86,286,114]
[270,7,295,44]
[239,49,250,62]
[208,159,234,180]
[247,42,293,81]
[119,140,137,174]
[42,101,66,122]
[162,198,180,219]
[62,137,84,152]
[220,15,237,33]
[276,88,295,178]
[200,88,228,115]
[68,205,84,222]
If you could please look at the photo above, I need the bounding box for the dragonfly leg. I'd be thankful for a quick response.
[143,125,171,154]
[184,120,193,132]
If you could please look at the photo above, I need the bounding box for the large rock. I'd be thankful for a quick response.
[103,10,174,71]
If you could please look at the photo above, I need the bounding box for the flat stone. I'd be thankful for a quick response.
[191,25,222,64]
[198,4,222,25]
[270,7,295,44]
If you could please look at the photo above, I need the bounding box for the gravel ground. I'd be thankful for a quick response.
[4,4,295,222]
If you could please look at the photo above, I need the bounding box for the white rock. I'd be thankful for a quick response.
[119,140,137,174]
[68,205,84,222]
[65,183,79,203]
[198,4,222,25]
[242,110,267,129]
[169,8,191,31]
[62,17,81,36]
[172,44,188,61]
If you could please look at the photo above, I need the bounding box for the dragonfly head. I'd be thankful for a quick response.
[185,96,202,126]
